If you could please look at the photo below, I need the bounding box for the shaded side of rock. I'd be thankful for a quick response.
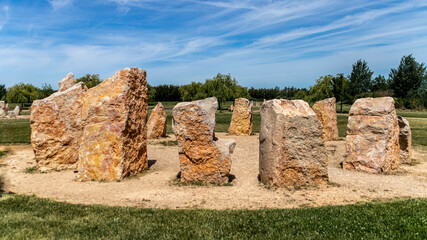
[398,115,412,164]
[259,99,328,187]
[172,97,236,184]
[147,102,167,138]
[77,68,148,181]
[228,98,253,136]
[343,97,399,173]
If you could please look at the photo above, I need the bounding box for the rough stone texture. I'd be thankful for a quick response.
[259,99,328,187]
[172,97,236,184]
[31,81,87,172]
[7,106,20,118]
[5,103,8,112]
[59,73,77,92]
[398,115,412,164]
[0,108,5,118]
[0,101,4,110]
[312,97,339,141]
[343,97,400,173]
[77,68,148,181]
[228,98,253,136]
[147,102,167,138]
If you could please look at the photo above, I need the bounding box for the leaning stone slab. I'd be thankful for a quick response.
[147,102,167,138]
[343,97,399,173]
[77,68,148,181]
[31,75,87,172]
[173,97,236,184]
[398,116,412,164]
[228,98,253,136]
[259,99,328,187]
[312,97,339,140]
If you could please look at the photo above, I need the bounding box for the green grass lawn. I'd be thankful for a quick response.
[0,119,31,144]
[0,194,426,239]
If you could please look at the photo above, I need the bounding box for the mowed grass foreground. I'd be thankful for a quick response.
[0,194,426,239]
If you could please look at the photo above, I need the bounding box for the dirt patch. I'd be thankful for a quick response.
[1,133,426,209]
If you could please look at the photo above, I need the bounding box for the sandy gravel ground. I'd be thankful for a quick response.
[1,133,426,209]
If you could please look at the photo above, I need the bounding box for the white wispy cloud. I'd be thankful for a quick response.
[0,5,9,31]
[47,0,74,11]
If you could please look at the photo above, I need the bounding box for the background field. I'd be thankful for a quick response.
[1,102,426,146]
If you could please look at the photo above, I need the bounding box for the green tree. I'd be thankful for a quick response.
[39,83,55,99]
[348,59,373,97]
[147,84,156,102]
[0,84,6,100]
[6,83,41,105]
[331,74,349,113]
[371,75,388,92]
[389,54,426,99]
[179,82,206,101]
[76,74,103,89]
[308,75,334,102]
[203,73,249,110]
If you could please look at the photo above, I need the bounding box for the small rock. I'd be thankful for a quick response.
[147,102,167,138]
[397,115,412,164]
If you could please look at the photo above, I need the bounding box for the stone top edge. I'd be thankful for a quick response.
[262,99,316,116]
[173,97,218,110]
[349,97,395,116]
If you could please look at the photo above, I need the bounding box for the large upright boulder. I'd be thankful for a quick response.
[259,99,328,187]
[398,116,412,164]
[312,97,339,140]
[147,102,167,138]
[343,97,399,173]
[31,74,87,172]
[77,68,148,181]
[228,98,253,136]
[172,97,236,184]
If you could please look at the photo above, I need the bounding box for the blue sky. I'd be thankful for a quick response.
[0,0,427,89]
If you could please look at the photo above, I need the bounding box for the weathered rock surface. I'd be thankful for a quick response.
[398,115,412,164]
[0,108,5,118]
[228,105,234,112]
[147,102,167,138]
[228,98,253,136]
[59,73,77,92]
[312,97,339,141]
[173,97,236,184]
[77,68,148,181]
[31,80,87,172]
[0,101,4,110]
[343,97,399,173]
[259,99,328,187]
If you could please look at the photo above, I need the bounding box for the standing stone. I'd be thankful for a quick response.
[0,108,5,118]
[398,116,412,164]
[0,101,4,110]
[147,102,167,138]
[228,105,234,112]
[77,68,148,181]
[31,74,87,172]
[312,97,339,140]
[343,97,399,173]
[259,99,328,187]
[59,73,77,92]
[7,106,20,118]
[173,97,236,184]
[12,106,20,116]
[228,98,253,136]
[5,103,9,112]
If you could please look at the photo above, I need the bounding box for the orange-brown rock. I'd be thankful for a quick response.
[398,115,412,164]
[30,74,87,172]
[228,98,253,136]
[77,68,148,181]
[343,97,399,173]
[172,97,236,184]
[259,99,328,187]
[147,102,167,138]
[312,97,339,140]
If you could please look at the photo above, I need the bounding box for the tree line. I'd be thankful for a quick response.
[1,54,425,110]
